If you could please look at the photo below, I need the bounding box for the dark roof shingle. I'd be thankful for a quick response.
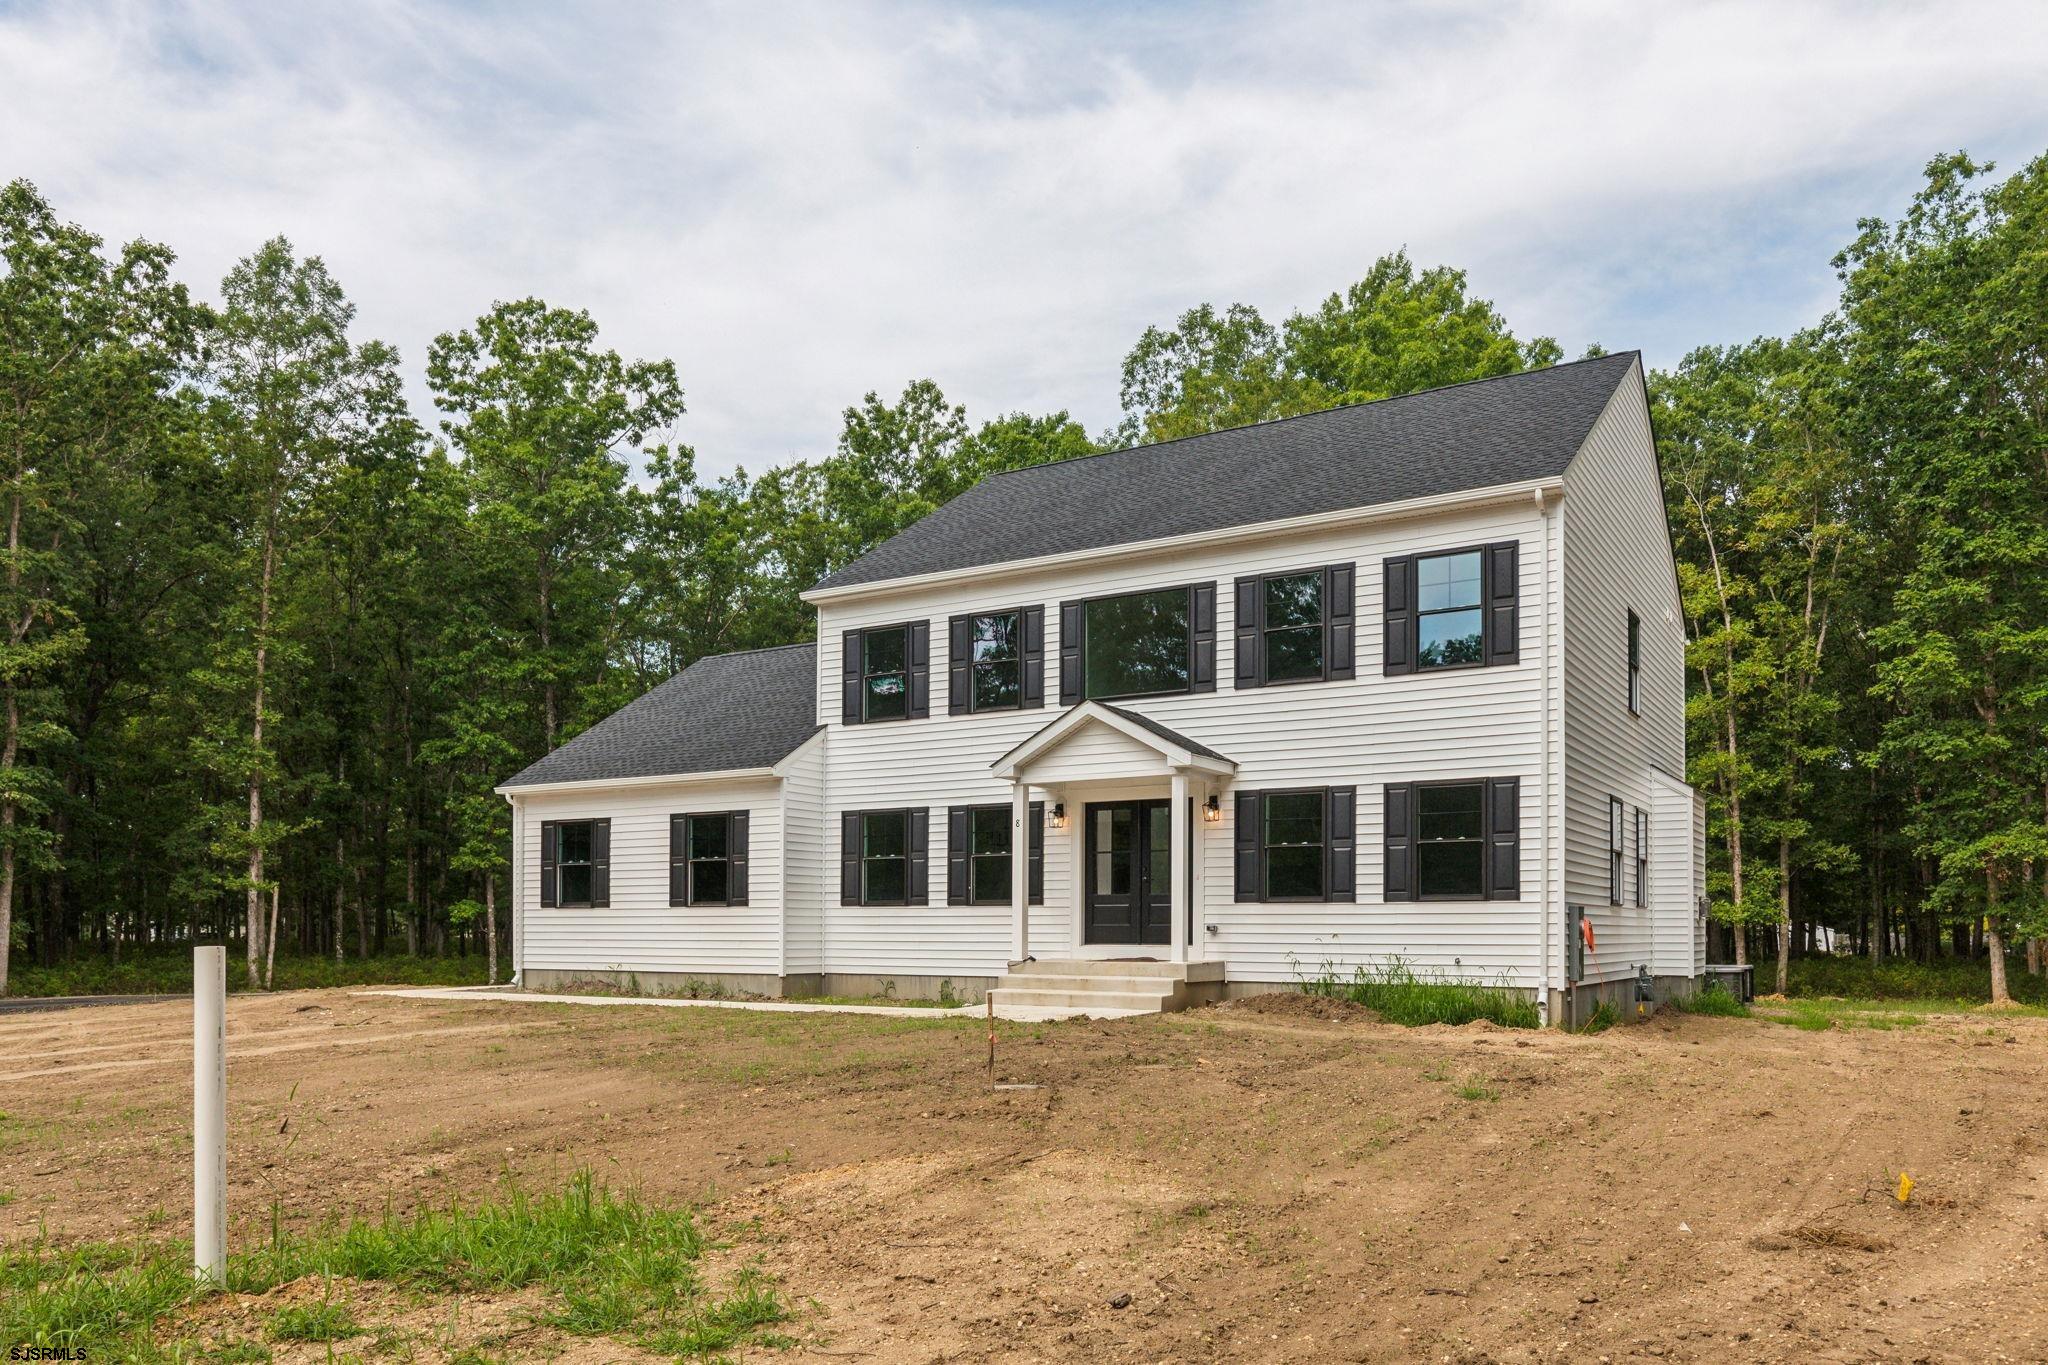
[812,353,1638,592]
[500,643,818,788]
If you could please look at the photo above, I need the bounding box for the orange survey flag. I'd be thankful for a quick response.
[1580,916,1597,952]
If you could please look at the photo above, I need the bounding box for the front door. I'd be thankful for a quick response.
[1084,800,1171,946]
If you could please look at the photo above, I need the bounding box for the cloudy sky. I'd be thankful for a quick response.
[5,0,2046,476]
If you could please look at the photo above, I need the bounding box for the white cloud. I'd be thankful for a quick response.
[3,0,2044,474]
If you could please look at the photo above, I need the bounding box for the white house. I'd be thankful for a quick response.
[497,352,1704,1025]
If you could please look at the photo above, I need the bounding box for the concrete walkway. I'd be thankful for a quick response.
[356,984,981,1019]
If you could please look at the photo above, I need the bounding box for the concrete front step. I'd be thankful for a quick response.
[995,974,1183,996]
[1008,957,1225,981]
[987,987,1181,1012]
[989,1003,1156,1022]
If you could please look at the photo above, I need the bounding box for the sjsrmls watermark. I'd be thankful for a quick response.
[10,1349,89,1361]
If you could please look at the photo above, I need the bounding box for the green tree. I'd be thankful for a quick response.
[427,300,684,752]
[1840,153,2048,1004]
[0,181,198,994]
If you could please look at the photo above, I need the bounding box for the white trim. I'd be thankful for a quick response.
[495,767,781,797]
[991,700,1237,781]
[803,476,1568,605]
[769,729,827,778]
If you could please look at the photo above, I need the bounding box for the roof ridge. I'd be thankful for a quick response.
[983,349,1640,481]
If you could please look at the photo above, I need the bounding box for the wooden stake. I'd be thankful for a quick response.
[987,993,995,1084]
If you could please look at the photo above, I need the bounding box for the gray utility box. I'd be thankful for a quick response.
[1701,963,1755,1002]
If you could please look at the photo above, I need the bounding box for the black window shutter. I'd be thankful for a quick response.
[1486,541,1520,666]
[840,811,862,905]
[906,808,929,903]
[947,616,972,715]
[669,815,686,907]
[1191,582,1217,692]
[1326,562,1356,681]
[540,820,558,907]
[590,819,611,908]
[1059,602,1083,705]
[1028,801,1044,904]
[730,811,750,906]
[1383,556,1414,676]
[1383,784,1414,901]
[1021,605,1046,709]
[907,621,931,719]
[1234,791,1261,902]
[841,629,863,724]
[1486,778,1519,900]
[1326,786,1356,902]
[946,805,970,905]
[1233,576,1261,689]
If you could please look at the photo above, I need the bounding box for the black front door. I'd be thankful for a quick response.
[1084,800,1171,946]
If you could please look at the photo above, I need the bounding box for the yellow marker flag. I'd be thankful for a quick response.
[1896,1173,1915,1205]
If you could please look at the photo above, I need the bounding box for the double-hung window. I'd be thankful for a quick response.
[841,622,930,724]
[1634,807,1649,908]
[1059,584,1216,704]
[1232,788,1356,903]
[1382,542,1518,675]
[1383,779,1519,902]
[540,818,610,908]
[947,803,1046,905]
[1627,610,1642,715]
[670,811,749,907]
[948,607,1044,714]
[1609,797,1625,906]
[840,808,929,906]
[1233,564,1356,687]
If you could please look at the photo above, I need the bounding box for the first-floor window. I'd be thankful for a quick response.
[1233,787,1356,903]
[1634,807,1649,908]
[541,818,609,908]
[1263,791,1326,899]
[671,811,749,907]
[1383,779,1518,902]
[948,803,1046,905]
[842,808,929,906]
[1609,796,1625,906]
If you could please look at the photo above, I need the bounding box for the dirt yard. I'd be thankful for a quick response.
[3,988,2045,1363]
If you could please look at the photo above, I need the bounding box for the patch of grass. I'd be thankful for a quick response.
[1453,1077,1499,1102]
[1782,954,2046,1008]
[269,1301,358,1342]
[5,948,500,998]
[1754,997,1937,1032]
[784,994,960,1009]
[1669,983,1749,1017]
[1579,1000,1620,1034]
[0,1174,786,1360]
[1302,957,1540,1029]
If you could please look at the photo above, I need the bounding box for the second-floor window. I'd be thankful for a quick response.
[1060,584,1217,704]
[1383,541,1519,675]
[841,622,929,725]
[948,606,1044,714]
[1627,610,1642,714]
[1234,564,1356,687]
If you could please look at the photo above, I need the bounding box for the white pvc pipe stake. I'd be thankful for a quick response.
[193,945,227,1285]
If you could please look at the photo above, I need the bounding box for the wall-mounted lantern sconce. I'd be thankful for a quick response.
[1048,802,1067,830]
[1202,794,1222,824]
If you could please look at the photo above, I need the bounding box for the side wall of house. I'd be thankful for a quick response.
[817,494,1559,987]
[516,777,785,981]
[1559,360,1690,987]
[779,738,827,976]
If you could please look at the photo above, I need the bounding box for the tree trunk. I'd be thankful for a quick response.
[1774,834,1792,994]
[333,832,346,963]
[264,882,280,989]
[485,874,498,986]
[246,526,276,990]
[1986,868,2010,1006]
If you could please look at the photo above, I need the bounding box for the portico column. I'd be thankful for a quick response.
[1170,769,1190,964]
[1011,780,1030,963]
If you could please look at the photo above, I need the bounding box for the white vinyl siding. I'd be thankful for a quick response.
[518,777,783,977]
[1559,358,1689,986]
[820,497,1554,986]
[778,735,826,975]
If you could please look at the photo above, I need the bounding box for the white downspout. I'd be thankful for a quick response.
[1537,487,1557,1028]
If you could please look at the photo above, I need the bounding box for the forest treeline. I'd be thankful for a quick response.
[0,150,2042,999]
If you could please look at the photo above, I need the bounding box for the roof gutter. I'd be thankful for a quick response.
[802,475,1568,606]
[495,767,780,798]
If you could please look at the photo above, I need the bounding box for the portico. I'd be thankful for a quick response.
[991,701,1235,966]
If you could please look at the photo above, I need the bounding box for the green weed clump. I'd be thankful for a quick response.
[1301,957,1541,1029]
[0,1173,786,1360]
[1669,983,1749,1017]
[1579,1000,1619,1034]
[1783,954,2045,1007]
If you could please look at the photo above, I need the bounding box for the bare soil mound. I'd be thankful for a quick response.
[1214,989,1379,1022]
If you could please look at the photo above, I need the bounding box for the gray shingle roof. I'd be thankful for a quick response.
[813,352,1639,592]
[1099,704,1232,763]
[500,643,819,788]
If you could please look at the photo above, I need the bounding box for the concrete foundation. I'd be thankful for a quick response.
[518,966,997,1004]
